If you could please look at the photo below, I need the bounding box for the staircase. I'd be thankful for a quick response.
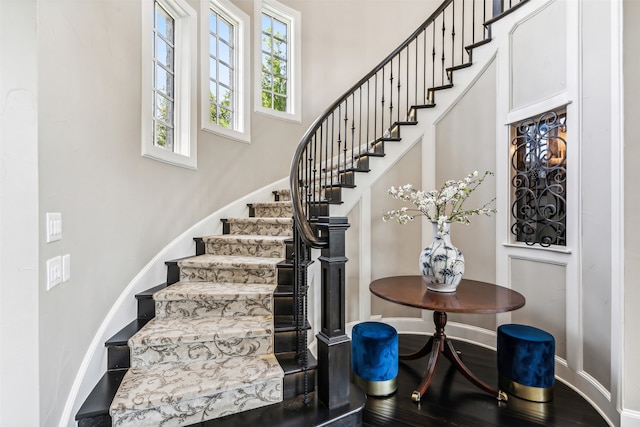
[76,190,327,426]
[74,0,531,425]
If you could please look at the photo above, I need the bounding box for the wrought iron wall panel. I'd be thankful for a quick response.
[511,111,567,247]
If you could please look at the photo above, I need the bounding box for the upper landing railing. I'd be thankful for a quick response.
[290,0,528,248]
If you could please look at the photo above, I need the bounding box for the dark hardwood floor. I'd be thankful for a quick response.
[362,334,609,427]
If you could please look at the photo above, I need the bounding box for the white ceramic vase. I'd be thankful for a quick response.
[419,222,465,292]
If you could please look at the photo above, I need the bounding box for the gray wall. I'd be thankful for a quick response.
[0,1,40,426]
[623,0,640,415]
[36,0,440,424]
[435,59,497,329]
[370,143,423,318]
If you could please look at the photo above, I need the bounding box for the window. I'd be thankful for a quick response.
[254,0,301,122]
[153,3,175,150]
[141,0,197,169]
[201,0,250,142]
[510,109,567,247]
[260,12,287,112]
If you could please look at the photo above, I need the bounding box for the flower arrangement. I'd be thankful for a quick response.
[382,170,497,233]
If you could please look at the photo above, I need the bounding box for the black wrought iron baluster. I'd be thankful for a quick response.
[350,93,356,171]
[406,44,410,119]
[336,103,343,188]
[318,124,324,209]
[399,50,403,123]
[381,67,385,138]
[343,99,349,179]
[415,38,419,112]
[423,30,427,106]
[366,80,371,153]
[373,73,378,146]
[451,0,455,73]
[308,140,314,221]
[441,11,446,86]
[389,58,394,130]
[300,148,307,220]
[331,111,336,191]
[431,22,436,102]
[325,118,331,202]
[358,88,363,162]
[461,0,465,63]
[301,240,310,404]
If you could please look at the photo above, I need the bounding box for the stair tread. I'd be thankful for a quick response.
[106,319,150,347]
[276,350,318,375]
[129,315,275,346]
[75,370,127,420]
[179,253,285,269]
[274,316,310,331]
[110,354,284,414]
[135,283,167,299]
[154,281,277,301]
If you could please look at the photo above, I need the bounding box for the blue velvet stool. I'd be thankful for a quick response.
[497,324,555,402]
[351,321,398,396]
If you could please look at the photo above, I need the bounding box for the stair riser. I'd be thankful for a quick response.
[166,261,180,285]
[112,377,283,427]
[277,266,293,286]
[130,335,274,368]
[155,296,273,319]
[226,221,293,237]
[205,241,286,258]
[283,369,317,400]
[107,345,130,370]
[274,190,291,201]
[274,296,293,316]
[137,298,155,320]
[180,267,277,285]
[78,414,111,427]
[252,205,293,218]
[275,331,302,353]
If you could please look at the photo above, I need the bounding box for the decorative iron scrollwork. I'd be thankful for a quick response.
[511,111,567,247]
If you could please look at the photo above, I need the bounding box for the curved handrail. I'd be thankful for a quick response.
[290,0,523,248]
[291,0,459,247]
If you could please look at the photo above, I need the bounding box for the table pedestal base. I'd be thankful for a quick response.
[400,311,508,402]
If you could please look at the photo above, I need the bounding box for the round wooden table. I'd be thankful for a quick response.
[369,275,526,402]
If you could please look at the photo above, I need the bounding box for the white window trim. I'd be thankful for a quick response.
[201,0,251,143]
[505,98,571,251]
[254,0,301,123]
[142,0,198,169]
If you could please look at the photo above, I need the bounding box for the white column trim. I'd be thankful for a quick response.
[359,188,372,321]
[610,0,625,421]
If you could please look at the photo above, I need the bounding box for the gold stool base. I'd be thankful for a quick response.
[499,375,553,402]
[353,374,397,397]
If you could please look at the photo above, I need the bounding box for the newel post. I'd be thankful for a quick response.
[316,216,351,409]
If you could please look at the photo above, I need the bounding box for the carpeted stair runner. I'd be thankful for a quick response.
[109,190,293,426]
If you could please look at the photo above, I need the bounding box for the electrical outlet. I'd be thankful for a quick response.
[46,213,62,243]
[46,256,62,290]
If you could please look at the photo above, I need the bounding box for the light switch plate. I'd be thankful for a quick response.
[46,213,62,243]
[46,256,62,290]
[62,254,70,282]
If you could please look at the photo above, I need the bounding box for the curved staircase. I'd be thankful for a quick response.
[76,190,328,426]
[74,0,531,425]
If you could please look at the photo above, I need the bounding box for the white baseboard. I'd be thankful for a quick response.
[622,410,640,427]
